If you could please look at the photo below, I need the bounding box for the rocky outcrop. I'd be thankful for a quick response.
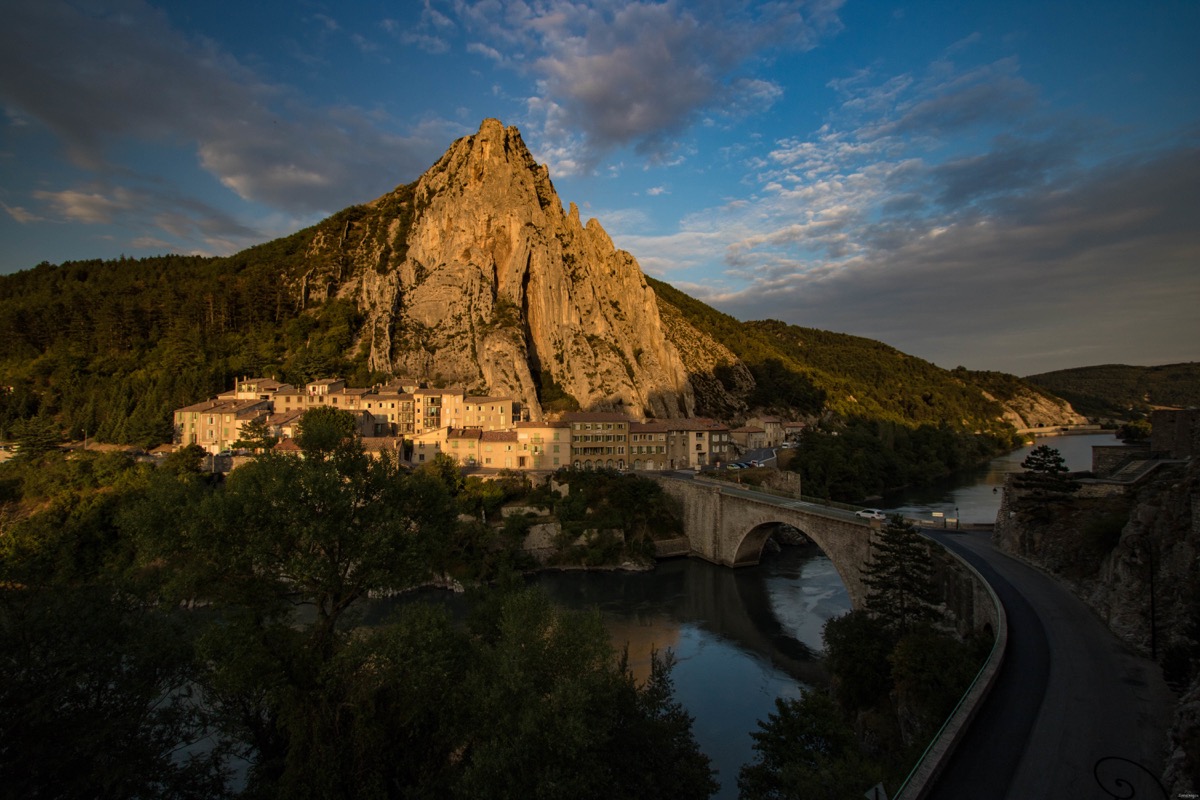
[302,119,694,420]
[656,299,754,418]
[985,386,1088,430]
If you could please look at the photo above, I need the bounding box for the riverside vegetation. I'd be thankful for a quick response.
[739,515,992,799]
[0,408,715,800]
[1,407,991,798]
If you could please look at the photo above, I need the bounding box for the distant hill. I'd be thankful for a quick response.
[649,277,1082,434]
[1026,363,1200,419]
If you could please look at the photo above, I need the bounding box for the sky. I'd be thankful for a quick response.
[1,0,1197,376]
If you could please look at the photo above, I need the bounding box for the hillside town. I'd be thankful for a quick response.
[174,376,806,471]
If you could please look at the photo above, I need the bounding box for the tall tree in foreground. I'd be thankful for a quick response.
[862,515,940,635]
[738,691,883,800]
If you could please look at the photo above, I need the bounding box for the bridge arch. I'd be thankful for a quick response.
[654,477,875,609]
[731,522,784,566]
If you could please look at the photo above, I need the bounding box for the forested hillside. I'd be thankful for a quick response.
[0,216,377,445]
[648,277,1014,436]
[1026,363,1200,419]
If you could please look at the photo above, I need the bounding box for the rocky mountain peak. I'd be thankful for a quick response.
[308,119,695,420]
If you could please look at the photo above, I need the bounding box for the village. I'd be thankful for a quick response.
[173,376,807,472]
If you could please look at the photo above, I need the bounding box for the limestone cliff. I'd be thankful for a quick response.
[985,385,1089,430]
[656,299,754,418]
[299,119,694,420]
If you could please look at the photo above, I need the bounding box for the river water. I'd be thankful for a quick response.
[532,433,1122,797]
[386,433,1119,798]
[531,545,850,797]
[877,432,1120,525]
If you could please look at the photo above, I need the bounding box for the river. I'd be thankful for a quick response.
[533,433,1121,797]
[877,432,1120,525]
[386,433,1119,798]
[531,544,850,797]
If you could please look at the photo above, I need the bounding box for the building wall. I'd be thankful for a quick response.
[1152,409,1200,459]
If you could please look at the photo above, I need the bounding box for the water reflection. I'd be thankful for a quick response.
[369,544,851,800]
[533,544,851,799]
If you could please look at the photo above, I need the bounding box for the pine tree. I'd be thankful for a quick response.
[1021,444,1068,476]
[861,515,940,634]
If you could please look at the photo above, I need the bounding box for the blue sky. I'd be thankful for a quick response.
[1,0,1196,375]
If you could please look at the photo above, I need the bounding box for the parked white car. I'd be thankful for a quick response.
[855,508,886,521]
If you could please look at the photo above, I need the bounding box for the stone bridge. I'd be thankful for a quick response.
[655,476,876,608]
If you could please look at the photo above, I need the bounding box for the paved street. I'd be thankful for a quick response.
[925,531,1174,800]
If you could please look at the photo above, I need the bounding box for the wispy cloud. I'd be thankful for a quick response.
[32,181,265,255]
[622,51,1200,372]
[1,202,43,224]
[0,0,453,217]
[446,0,845,174]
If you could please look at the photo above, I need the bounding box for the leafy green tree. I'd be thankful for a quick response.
[162,442,208,474]
[889,627,990,745]
[294,405,359,460]
[1021,444,1068,476]
[1118,418,1152,442]
[738,690,883,800]
[417,451,466,495]
[233,417,278,452]
[821,611,896,711]
[0,588,229,799]
[862,516,941,634]
[454,589,717,800]
[199,448,449,652]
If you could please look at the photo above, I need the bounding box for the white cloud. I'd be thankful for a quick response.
[625,51,1200,373]
[448,0,845,169]
[0,0,450,215]
[1,202,43,223]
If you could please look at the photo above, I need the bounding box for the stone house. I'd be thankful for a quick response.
[173,398,270,454]
[563,411,631,469]
[748,415,785,447]
[731,426,766,451]
[515,420,571,470]
[667,418,733,469]
[629,421,671,471]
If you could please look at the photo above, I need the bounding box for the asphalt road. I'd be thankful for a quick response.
[925,531,1174,800]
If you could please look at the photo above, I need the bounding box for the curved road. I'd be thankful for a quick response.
[925,531,1174,799]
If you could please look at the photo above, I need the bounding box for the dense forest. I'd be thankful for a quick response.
[0,213,383,446]
[0,418,720,798]
[0,408,989,799]
[1026,362,1200,419]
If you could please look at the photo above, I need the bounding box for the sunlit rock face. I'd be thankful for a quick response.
[304,118,694,420]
